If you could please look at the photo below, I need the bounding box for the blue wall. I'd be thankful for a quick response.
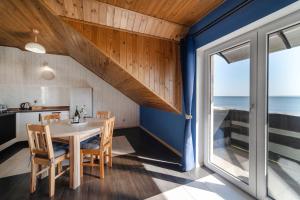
[140,0,297,155]
[140,107,185,152]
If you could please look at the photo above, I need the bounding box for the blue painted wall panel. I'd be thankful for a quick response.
[140,0,297,156]
[140,106,186,153]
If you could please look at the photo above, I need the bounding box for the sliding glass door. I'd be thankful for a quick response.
[266,22,300,200]
[204,10,300,200]
[256,12,300,200]
[205,33,257,196]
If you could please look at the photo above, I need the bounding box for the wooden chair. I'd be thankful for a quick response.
[41,113,61,124]
[96,111,111,119]
[80,116,115,179]
[27,124,69,197]
[41,113,69,145]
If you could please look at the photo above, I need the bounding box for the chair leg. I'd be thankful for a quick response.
[30,161,37,193]
[99,152,104,179]
[105,149,109,164]
[80,152,83,177]
[90,154,94,166]
[57,162,62,174]
[38,165,42,179]
[49,164,55,197]
[108,145,112,168]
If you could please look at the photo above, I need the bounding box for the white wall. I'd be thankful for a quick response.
[0,46,139,128]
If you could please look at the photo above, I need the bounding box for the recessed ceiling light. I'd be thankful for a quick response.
[25,29,46,54]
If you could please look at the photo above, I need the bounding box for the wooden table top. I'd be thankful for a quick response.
[49,118,104,138]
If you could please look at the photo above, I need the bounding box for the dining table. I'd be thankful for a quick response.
[49,118,104,189]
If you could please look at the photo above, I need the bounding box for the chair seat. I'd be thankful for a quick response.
[80,137,99,149]
[36,142,69,159]
[85,134,99,141]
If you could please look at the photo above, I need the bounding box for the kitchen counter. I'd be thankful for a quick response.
[0,112,16,117]
[7,106,70,113]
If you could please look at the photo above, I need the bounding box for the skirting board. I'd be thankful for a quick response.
[115,125,139,130]
[139,125,182,157]
[0,138,18,152]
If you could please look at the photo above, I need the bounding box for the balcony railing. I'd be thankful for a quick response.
[213,108,300,163]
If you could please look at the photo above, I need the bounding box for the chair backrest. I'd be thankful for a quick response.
[96,111,111,119]
[42,113,61,124]
[100,116,115,151]
[26,124,54,159]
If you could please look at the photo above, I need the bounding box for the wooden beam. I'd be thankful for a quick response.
[43,0,188,41]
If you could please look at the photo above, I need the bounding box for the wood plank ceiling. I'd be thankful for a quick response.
[43,0,223,41]
[0,0,222,113]
[97,0,223,26]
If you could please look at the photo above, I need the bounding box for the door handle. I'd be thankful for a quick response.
[250,103,255,111]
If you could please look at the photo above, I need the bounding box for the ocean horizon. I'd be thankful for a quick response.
[214,96,300,116]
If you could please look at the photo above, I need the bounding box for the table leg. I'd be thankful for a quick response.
[69,135,81,189]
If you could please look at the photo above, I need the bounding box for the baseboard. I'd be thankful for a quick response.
[0,141,28,163]
[139,125,182,157]
[115,125,139,130]
[0,138,18,151]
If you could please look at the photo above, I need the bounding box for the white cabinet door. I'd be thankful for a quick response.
[16,112,40,141]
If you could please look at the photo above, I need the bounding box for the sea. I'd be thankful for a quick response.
[214,96,300,116]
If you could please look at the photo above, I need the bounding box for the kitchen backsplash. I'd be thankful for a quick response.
[0,86,70,108]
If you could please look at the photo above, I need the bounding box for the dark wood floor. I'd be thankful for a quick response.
[0,128,212,200]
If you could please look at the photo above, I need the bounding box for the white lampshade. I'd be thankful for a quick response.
[25,42,46,54]
[41,66,55,80]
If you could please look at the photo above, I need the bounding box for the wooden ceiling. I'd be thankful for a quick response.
[43,0,223,41]
[0,0,68,55]
[97,0,224,26]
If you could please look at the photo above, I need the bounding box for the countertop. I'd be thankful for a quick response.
[7,106,70,113]
[0,112,16,117]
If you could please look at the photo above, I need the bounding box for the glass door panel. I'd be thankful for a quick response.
[205,33,257,195]
[267,23,300,200]
[210,42,251,184]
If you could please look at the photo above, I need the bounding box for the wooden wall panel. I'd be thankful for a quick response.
[43,0,188,41]
[65,20,182,111]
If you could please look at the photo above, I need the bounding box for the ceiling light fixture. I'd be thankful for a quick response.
[25,29,46,54]
[41,62,55,80]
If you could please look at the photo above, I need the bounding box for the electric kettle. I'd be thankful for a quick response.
[20,102,31,110]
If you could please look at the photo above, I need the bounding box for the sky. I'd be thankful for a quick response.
[213,46,300,97]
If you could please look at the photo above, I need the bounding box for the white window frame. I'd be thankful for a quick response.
[203,31,258,196]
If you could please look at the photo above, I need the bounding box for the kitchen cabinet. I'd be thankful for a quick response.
[0,113,16,145]
[16,111,69,141]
